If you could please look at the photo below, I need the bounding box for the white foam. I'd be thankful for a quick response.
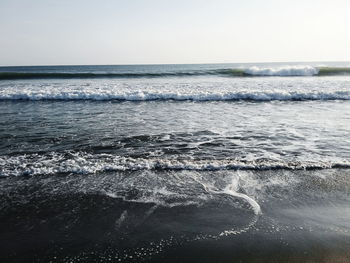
[0,152,349,177]
[193,173,261,215]
[244,65,319,76]
[191,173,261,237]
[1,90,350,101]
[223,176,261,215]
[1,76,350,101]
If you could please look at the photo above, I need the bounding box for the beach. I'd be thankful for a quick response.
[0,63,350,262]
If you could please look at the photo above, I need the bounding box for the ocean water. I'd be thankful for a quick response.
[0,63,350,262]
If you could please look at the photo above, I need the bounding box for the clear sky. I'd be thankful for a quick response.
[0,0,349,66]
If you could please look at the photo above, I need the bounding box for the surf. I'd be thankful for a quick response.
[1,152,350,177]
[1,65,350,80]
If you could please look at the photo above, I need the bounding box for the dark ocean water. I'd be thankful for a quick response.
[0,63,350,262]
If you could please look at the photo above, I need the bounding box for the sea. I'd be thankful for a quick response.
[0,62,350,262]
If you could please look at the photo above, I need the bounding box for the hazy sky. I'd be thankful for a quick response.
[0,0,349,66]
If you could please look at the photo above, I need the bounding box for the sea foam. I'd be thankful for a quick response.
[244,66,319,76]
[0,90,349,101]
[1,74,350,101]
[1,152,349,177]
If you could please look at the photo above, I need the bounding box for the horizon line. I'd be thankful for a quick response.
[1,60,350,68]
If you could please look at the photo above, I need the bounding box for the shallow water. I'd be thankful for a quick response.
[1,169,349,262]
[0,63,350,262]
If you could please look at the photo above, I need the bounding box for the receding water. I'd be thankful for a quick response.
[1,63,350,262]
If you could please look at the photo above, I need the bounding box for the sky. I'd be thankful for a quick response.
[0,0,349,66]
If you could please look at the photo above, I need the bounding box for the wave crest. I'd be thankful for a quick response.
[1,152,349,177]
[1,90,350,101]
[1,66,350,80]
[244,66,318,76]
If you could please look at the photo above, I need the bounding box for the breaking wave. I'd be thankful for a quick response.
[1,90,350,101]
[1,66,350,80]
[1,152,349,177]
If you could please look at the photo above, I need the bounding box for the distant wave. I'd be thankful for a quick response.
[0,71,222,79]
[1,66,350,80]
[1,90,350,101]
[1,152,350,177]
[244,66,350,76]
[244,66,319,76]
